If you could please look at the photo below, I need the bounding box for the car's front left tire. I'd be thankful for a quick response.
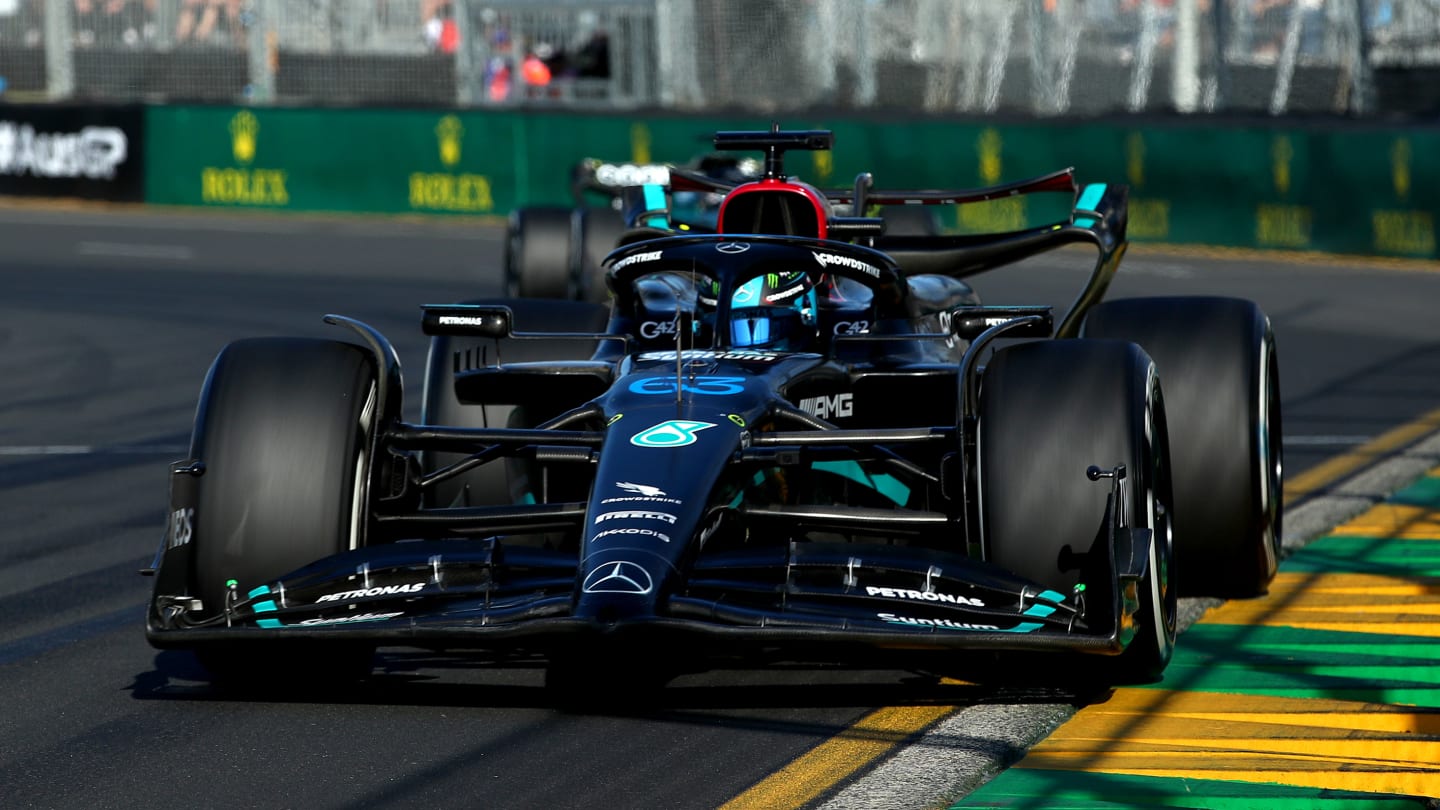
[980,339,1177,683]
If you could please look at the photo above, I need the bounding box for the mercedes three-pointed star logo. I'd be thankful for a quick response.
[581,561,655,594]
[716,242,751,254]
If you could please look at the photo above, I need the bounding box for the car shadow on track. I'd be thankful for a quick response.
[129,649,1111,716]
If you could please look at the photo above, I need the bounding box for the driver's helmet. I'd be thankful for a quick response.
[728,270,818,350]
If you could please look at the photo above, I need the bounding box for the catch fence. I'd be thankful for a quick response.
[0,0,1437,117]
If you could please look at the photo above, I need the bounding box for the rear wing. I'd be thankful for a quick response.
[670,165,1125,251]
[673,125,1130,337]
[830,167,1077,208]
[873,178,1128,275]
[672,167,1128,338]
[874,181,1128,338]
[571,159,671,205]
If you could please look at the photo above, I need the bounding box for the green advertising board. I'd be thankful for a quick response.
[144,106,1438,260]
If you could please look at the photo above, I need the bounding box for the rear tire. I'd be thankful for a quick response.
[980,339,1176,683]
[574,206,627,304]
[506,206,575,299]
[1082,296,1282,598]
[881,205,943,236]
[188,338,378,682]
[420,299,611,508]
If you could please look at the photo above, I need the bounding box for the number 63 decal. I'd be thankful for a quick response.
[628,376,746,396]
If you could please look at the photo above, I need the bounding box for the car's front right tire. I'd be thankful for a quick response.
[187,337,379,684]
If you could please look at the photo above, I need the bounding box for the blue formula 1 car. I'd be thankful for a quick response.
[144,128,1282,688]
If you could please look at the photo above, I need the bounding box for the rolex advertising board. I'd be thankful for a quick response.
[145,106,496,213]
[0,104,143,201]
[145,106,639,215]
[140,106,1437,260]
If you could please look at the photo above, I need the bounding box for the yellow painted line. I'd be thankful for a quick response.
[1284,405,1440,505]
[1330,503,1440,538]
[1020,690,1440,796]
[1027,689,1439,735]
[1201,569,1440,635]
[715,703,956,810]
[1015,484,1440,798]
[1256,571,1440,596]
[723,418,1440,808]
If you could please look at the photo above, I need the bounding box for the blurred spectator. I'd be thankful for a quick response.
[423,0,459,53]
[521,48,552,85]
[482,22,514,101]
[1369,0,1396,36]
[487,56,511,101]
[74,0,97,46]
[74,0,155,48]
[1298,0,1326,57]
[572,29,610,79]
[176,0,243,48]
[1120,0,1178,48]
[1248,0,1290,60]
[0,0,44,48]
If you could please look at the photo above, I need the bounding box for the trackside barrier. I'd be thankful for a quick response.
[132,105,1435,260]
[0,104,145,201]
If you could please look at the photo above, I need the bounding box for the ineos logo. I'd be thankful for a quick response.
[168,508,194,549]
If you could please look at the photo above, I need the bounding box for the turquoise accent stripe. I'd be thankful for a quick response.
[252,600,277,613]
[519,491,536,505]
[246,585,271,599]
[1073,183,1106,228]
[812,461,911,505]
[999,622,1045,633]
[1022,591,1067,619]
[642,183,668,228]
[256,618,282,629]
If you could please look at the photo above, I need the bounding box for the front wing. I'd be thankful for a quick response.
[147,518,1156,662]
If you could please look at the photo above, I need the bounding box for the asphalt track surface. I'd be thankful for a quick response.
[2,206,1439,809]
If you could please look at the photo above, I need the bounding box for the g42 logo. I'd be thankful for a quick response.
[629,376,745,396]
[631,420,716,448]
[639,320,679,339]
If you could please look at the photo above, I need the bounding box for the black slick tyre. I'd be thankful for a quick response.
[188,338,378,683]
[506,206,575,299]
[980,339,1177,684]
[573,206,627,304]
[880,205,943,236]
[1082,296,1282,598]
[420,298,611,508]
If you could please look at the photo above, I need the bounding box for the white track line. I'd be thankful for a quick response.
[0,445,188,456]
[76,241,195,260]
[1285,435,1373,446]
